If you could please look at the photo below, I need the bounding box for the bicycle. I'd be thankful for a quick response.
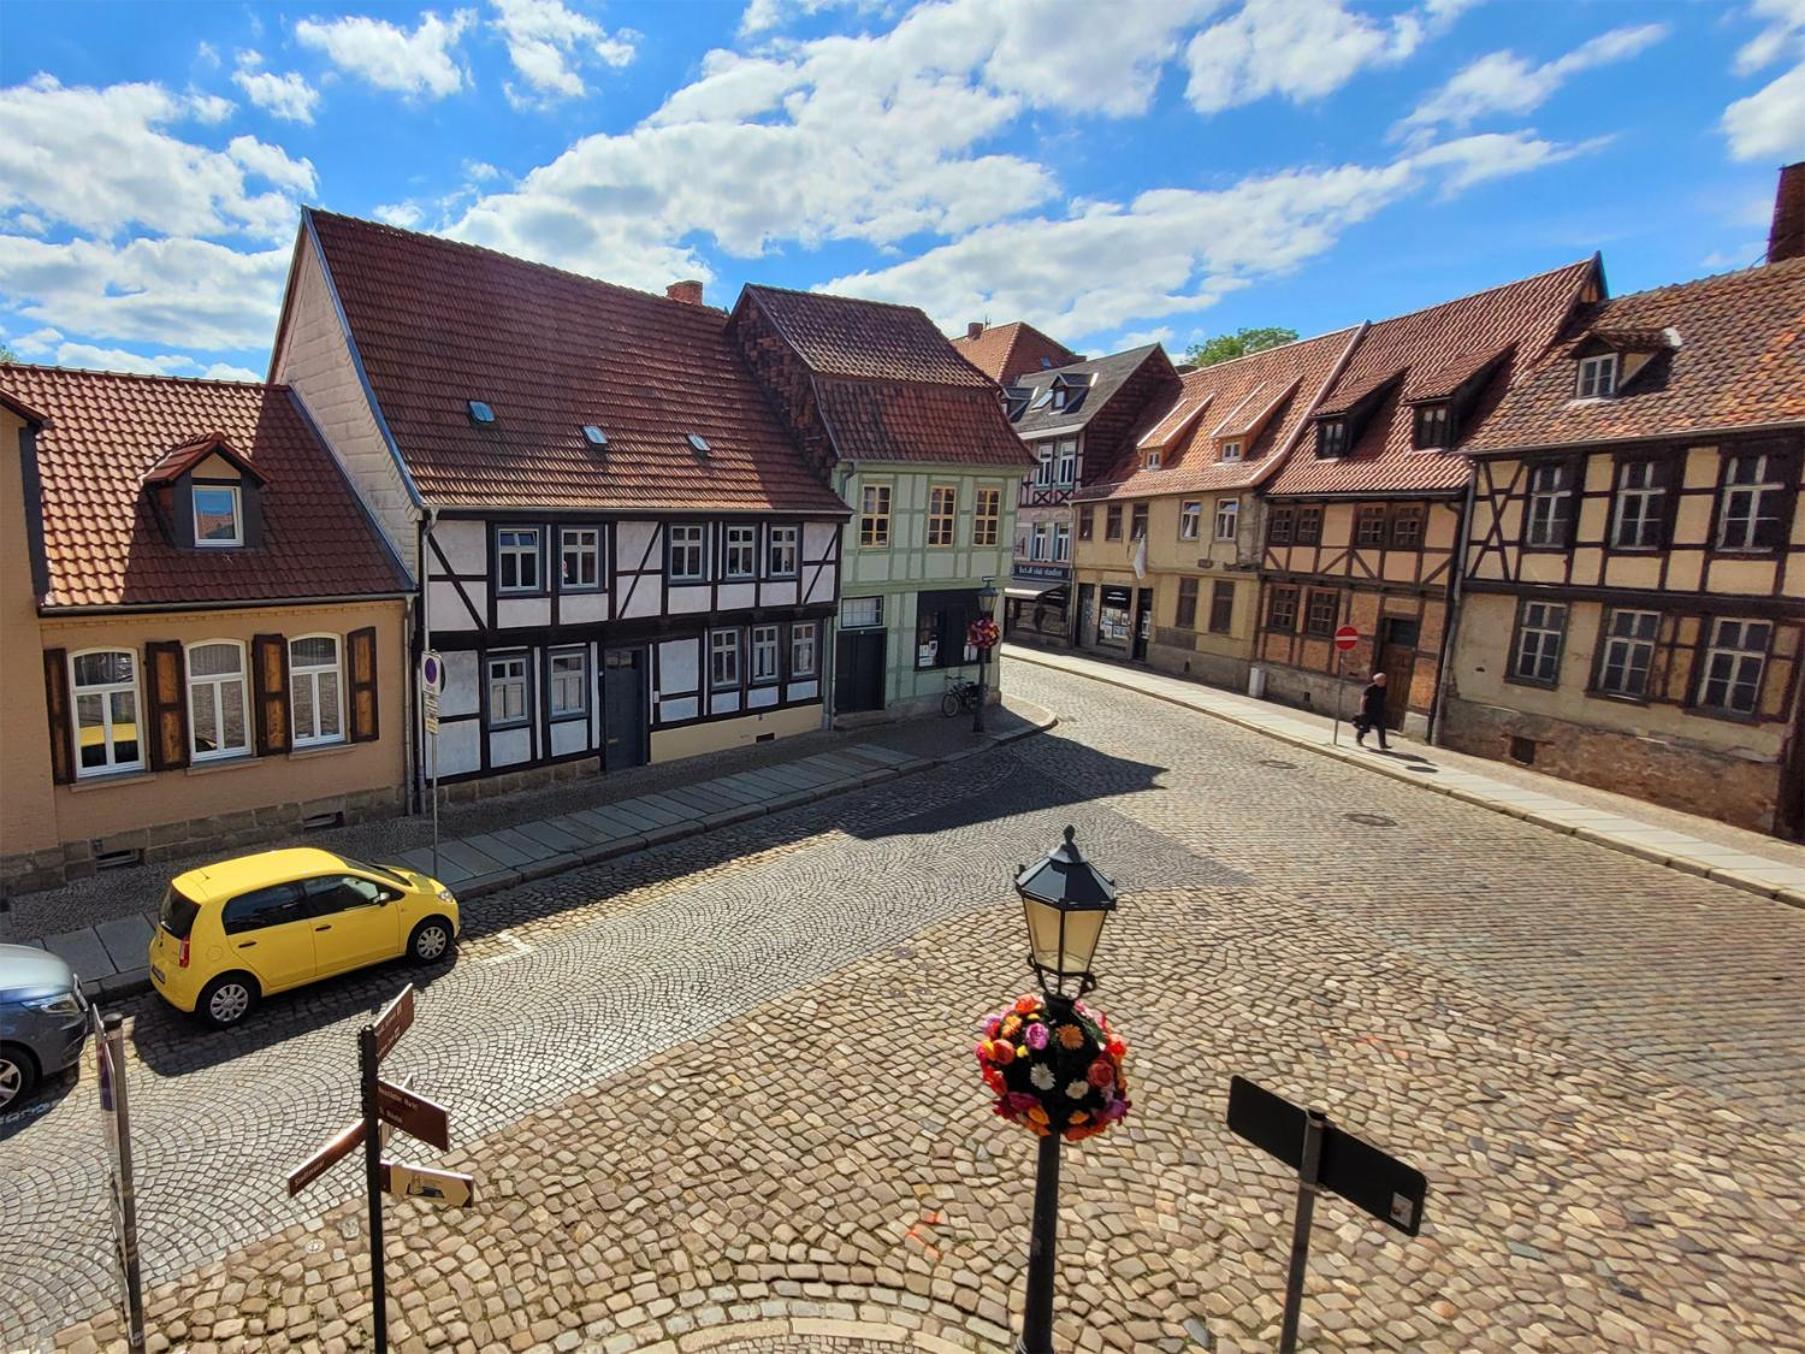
[941,674,981,718]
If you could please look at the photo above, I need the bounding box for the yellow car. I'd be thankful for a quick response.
[149,848,460,1028]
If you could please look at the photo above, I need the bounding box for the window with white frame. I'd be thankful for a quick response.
[724,524,758,579]
[767,524,798,577]
[1179,500,1201,541]
[187,641,250,760]
[1055,439,1077,486]
[710,629,741,689]
[487,654,530,727]
[497,528,541,593]
[1029,523,1049,560]
[973,487,1001,547]
[928,484,957,547]
[668,524,707,582]
[1596,610,1659,699]
[1525,461,1577,547]
[71,649,142,776]
[289,635,343,747]
[1144,449,1162,470]
[841,596,883,629]
[1698,618,1770,716]
[1717,453,1789,551]
[1033,445,1055,488]
[750,624,780,684]
[859,484,891,547]
[560,528,600,590]
[1611,461,1666,550]
[1220,440,1243,462]
[1576,353,1617,399]
[1052,521,1070,562]
[791,622,818,678]
[549,650,588,720]
[192,485,243,547]
[1215,497,1240,541]
[1510,602,1567,686]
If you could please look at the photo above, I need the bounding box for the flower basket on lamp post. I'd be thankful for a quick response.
[969,579,1000,732]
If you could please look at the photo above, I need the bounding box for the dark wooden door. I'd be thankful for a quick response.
[835,630,886,713]
[1133,588,1154,660]
[1076,584,1095,647]
[1377,618,1419,729]
[602,647,647,772]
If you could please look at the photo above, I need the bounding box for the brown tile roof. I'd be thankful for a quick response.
[1466,258,1805,453]
[305,211,848,514]
[0,386,50,426]
[742,285,994,387]
[950,320,1081,384]
[142,432,261,486]
[814,381,1033,467]
[0,365,409,609]
[1268,258,1597,497]
[1075,328,1358,502]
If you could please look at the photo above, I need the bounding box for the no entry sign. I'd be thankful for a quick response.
[1333,625,1359,652]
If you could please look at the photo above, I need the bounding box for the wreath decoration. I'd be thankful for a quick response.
[967,615,1002,651]
[975,994,1130,1142]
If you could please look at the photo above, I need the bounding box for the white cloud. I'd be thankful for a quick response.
[233,51,322,124]
[196,41,222,69]
[8,327,62,359]
[29,341,262,381]
[1736,0,1805,73]
[374,201,426,228]
[294,9,475,98]
[186,90,236,124]
[1724,0,1805,160]
[490,0,638,107]
[1397,24,1667,139]
[1182,0,1456,115]
[0,75,309,241]
[201,361,263,381]
[740,0,874,37]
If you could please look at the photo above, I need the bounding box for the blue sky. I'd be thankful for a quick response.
[1,0,1800,382]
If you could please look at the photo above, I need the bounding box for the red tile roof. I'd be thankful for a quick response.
[1267,258,1597,497]
[142,432,261,486]
[0,365,409,609]
[305,211,849,514]
[1076,328,1358,502]
[743,285,994,387]
[950,321,1081,384]
[1466,258,1805,453]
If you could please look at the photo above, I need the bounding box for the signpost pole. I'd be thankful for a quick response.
[1278,1108,1326,1354]
[1331,649,1344,747]
[360,1024,388,1354]
[430,716,440,884]
[102,1014,146,1354]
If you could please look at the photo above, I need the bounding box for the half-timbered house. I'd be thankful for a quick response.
[1255,260,1601,737]
[269,211,848,793]
[1446,250,1805,836]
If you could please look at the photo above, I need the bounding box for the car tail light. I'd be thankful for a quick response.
[178,936,191,968]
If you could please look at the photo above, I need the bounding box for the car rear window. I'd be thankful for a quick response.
[159,886,202,940]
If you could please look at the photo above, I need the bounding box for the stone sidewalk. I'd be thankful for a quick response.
[19,702,1054,999]
[1005,644,1805,909]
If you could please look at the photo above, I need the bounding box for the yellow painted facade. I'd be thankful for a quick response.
[650,701,823,764]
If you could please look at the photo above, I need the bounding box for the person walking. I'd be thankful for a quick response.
[1354,671,1391,750]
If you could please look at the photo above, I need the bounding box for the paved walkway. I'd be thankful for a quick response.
[19,702,1054,999]
[1005,644,1805,909]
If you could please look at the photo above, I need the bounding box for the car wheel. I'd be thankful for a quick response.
[198,973,259,1029]
[408,917,454,965]
[0,1043,38,1112]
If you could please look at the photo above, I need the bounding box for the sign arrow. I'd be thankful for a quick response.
[287,1119,365,1197]
[372,985,415,1063]
[376,1077,449,1151]
[380,1160,474,1208]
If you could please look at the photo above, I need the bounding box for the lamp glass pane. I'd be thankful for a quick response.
[1059,908,1107,977]
[1023,897,1067,973]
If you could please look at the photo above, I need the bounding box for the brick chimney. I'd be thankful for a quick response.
[966,321,984,340]
[666,279,704,305]
[1769,162,1804,264]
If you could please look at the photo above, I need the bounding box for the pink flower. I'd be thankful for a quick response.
[1025,1022,1051,1051]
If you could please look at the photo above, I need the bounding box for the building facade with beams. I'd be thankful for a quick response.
[1069,327,1358,688]
[999,345,1179,642]
[1255,259,1603,737]
[727,286,1031,721]
[269,212,848,795]
[0,369,411,895]
[1445,252,1805,837]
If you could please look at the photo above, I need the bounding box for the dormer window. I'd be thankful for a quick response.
[1412,403,1452,450]
[1144,448,1162,470]
[468,400,496,424]
[1316,419,1349,459]
[1220,440,1242,462]
[1049,386,1069,412]
[1003,387,1031,420]
[193,485,243,547]
[1576,353,1617,399]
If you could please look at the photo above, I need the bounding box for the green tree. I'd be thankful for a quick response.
[1184,326,1298,368]
[0,341,16,364]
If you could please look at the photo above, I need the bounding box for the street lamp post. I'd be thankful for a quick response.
[1013,826,1118,1354]
[973,578,1000,734]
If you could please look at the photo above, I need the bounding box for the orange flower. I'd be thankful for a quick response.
[1056,1024,1086,1050]
[1001,1015,1023,1039]
[990,1040,1015,1065]
[1014,995,1041,1016]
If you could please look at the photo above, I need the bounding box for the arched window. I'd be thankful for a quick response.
[70,649,143,776]
[187,641,250,761]
[290,634,344,746]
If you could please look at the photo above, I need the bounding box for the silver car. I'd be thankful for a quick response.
[0,944,88,1111]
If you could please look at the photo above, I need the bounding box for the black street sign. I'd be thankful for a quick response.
[377,1078,450,1151]
[372,985,415,1062]
[1226,1075,1426,1235]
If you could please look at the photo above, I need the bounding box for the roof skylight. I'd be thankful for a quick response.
[468,400,496,424]
[688,433,711,453]
[582,425,608,447]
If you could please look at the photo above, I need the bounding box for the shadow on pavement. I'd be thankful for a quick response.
[0,1066,79,1145]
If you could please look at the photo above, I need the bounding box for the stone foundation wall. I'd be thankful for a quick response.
[1257,662,1432,740]
[1146,638,1249,693]
[1440,697,1784,835]
[440,756,598,805]
[0,785,406,898]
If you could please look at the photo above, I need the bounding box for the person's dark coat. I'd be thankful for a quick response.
[1358,682,1388,730]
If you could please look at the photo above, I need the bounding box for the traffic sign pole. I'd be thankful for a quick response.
[1278,1108,1326,1354]
[1330,626,1360,748]
[420,652,443,884]
[360,1022,387,1354]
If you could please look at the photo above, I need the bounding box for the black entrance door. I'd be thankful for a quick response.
[835,629,886,713]
[1133,587,1154,660]
[602,647,648,772]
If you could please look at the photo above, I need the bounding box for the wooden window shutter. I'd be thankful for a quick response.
[144,640,191,771]
[43,648,74,785]
[348,626,380,743]
[252,633,291,756]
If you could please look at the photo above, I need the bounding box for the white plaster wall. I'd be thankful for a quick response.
[434,520,486,575]
[497,597,551,628]
[435,719,481,777]
[440,651,480,717]
[561,592,608,624]
[667,588,711,616]
[550,719,587,757]
[760,581,799,608]
[490,726,532,767]
[717,582,756,611]
[658,696,699,723]
[747,686,779,710]
[428,581,478,632]
[616,521,660,572]
[658,638,700,694]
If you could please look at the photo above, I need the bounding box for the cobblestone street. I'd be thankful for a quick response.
[9,658,1805,1353]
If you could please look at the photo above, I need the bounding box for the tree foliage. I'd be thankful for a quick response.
[1183,326,1299,369]
[0,341,16,364]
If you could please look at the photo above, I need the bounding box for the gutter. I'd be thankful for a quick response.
[38,592,413,617]
[1467,417,1805,459]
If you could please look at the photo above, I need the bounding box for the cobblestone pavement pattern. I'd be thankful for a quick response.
[12,660,1805,1353]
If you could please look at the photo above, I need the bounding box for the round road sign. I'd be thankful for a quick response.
[1333,625,1360,652]
[420,651,444,691]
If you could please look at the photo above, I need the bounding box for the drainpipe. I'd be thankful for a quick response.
[825,464,855,728]
[418,507,439,809]
[1429,477,1475,746]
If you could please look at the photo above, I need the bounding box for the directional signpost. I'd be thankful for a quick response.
[1226,1075,1427,1353]
[94,1010,145,1353]
[286,984,474,1353]
[1330,624,1360,747]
